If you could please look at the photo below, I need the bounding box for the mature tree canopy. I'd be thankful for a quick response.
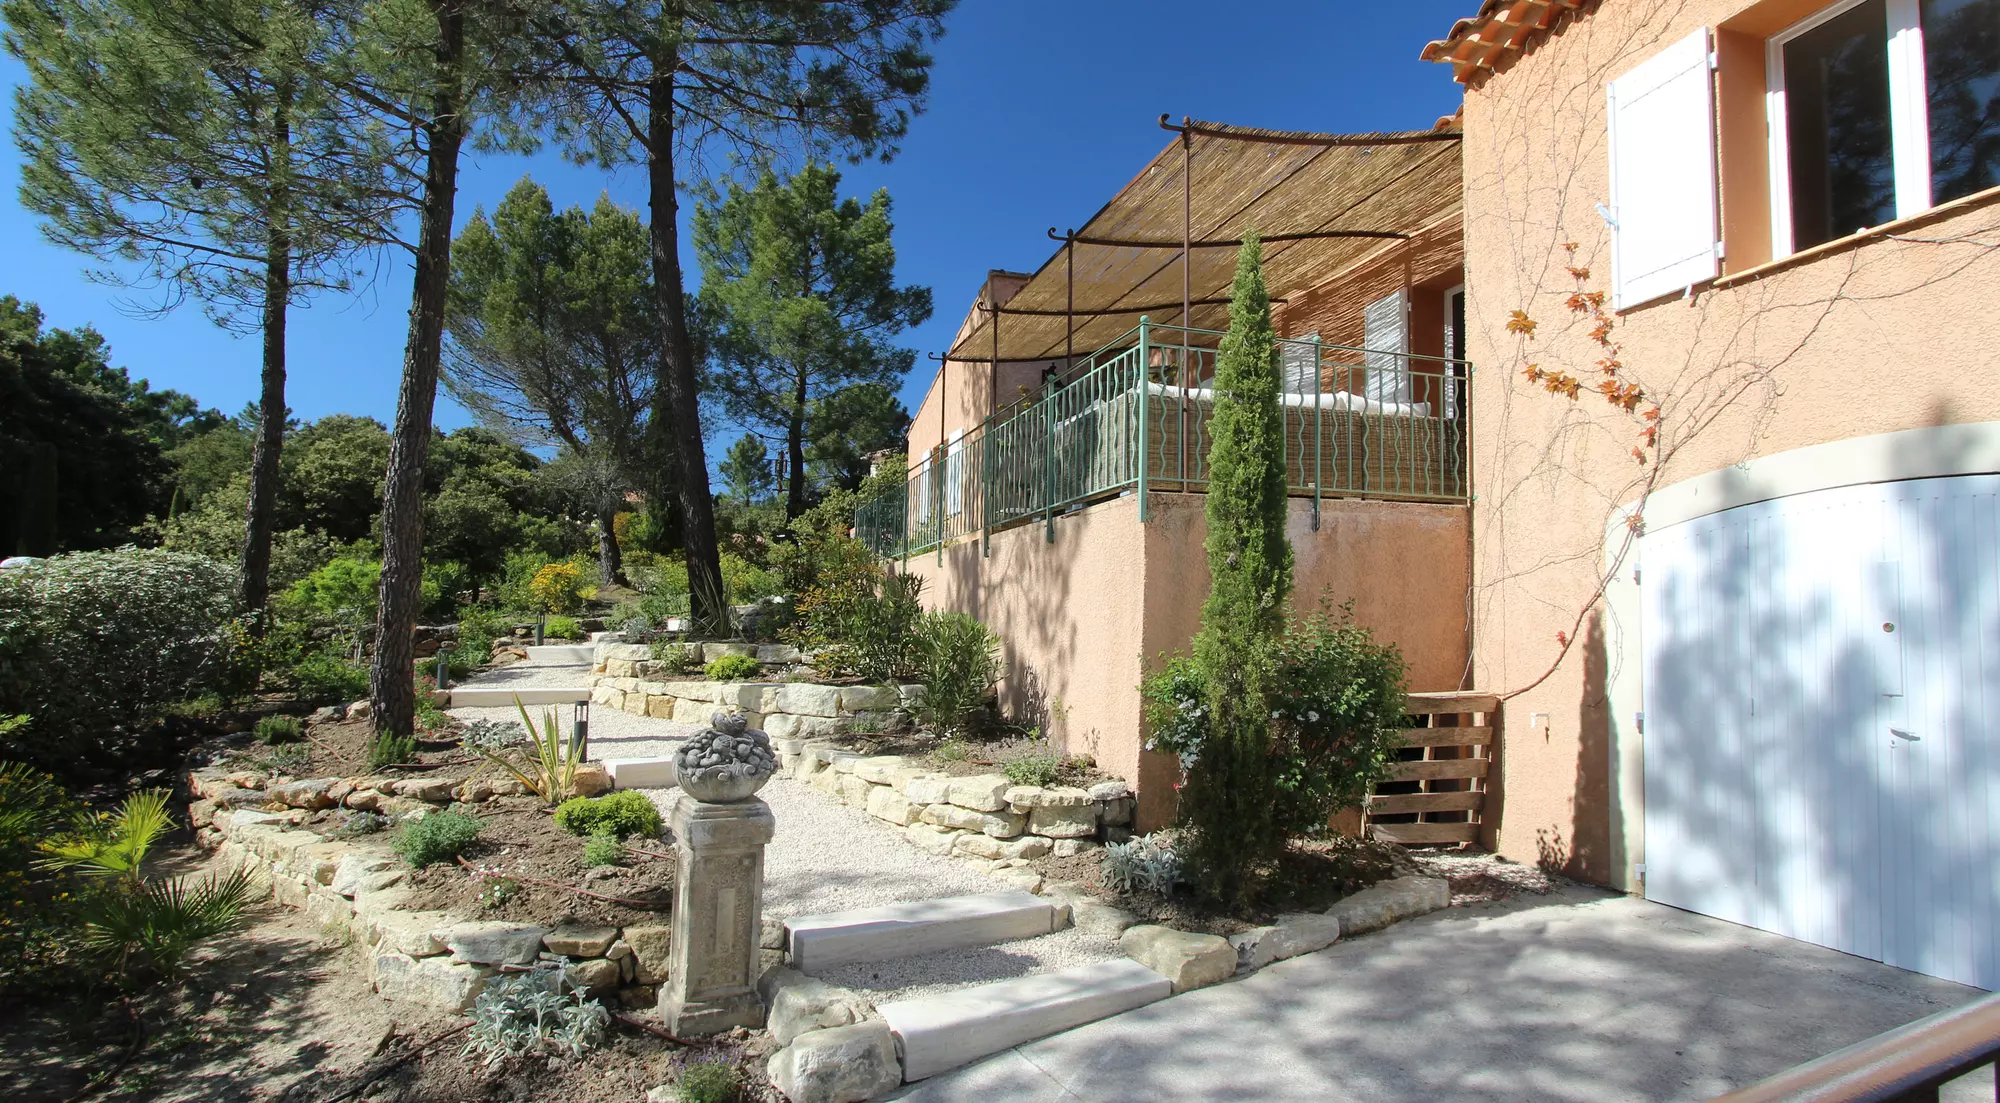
[696,162,930,517]
[5,0,407,611]
[0,296,202,553]
[446,176,657,583]
[720,433,775,506]
[807,381,911,494]
[500,0,954,632]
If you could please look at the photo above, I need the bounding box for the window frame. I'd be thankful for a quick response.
[1765,0,1935,258]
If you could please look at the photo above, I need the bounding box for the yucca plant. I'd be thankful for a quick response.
[468,700,584,805]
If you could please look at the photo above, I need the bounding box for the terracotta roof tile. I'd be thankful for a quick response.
[1421,0,1596,87]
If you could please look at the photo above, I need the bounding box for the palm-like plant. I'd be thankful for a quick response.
[38,788,255,979]
[468,700,584,805]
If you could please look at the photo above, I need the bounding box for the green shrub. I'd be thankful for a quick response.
[390,809,482,867]
[289,650,370,704]
[254,716,303,744]
[1003,750,1062,788]
[367,731,417,770]
[542,614,584,641]
[704,653,761,681]
[280,556,381,642]
[0,550,240,775]
[256,742,310,773]
[1264,604,1408,835]
[675,1059,744,1103]
[912,612,1001,738]
[847,573,924,682]
[650,640,698,674]
[553,790,663,839]
[582,830,623,867]
[719,552,780,604]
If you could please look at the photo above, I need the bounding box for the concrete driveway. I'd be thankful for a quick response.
[891,884,1991,1102]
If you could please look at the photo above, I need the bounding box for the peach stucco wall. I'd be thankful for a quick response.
[905,491,1471,830]
[1456,0,2000,885]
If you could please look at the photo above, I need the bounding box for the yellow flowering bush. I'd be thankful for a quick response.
[529,562,586,614]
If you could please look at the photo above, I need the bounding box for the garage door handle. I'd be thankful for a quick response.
[1890,728,1920,741]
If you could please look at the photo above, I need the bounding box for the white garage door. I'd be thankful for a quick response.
[1643,474,2000,990]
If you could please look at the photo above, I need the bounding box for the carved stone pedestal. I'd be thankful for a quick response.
[657,791,775,1036]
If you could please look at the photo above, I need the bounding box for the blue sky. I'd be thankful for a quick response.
[0,1,1469,438]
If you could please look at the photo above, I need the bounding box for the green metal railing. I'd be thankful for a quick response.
[855,319,1471,558]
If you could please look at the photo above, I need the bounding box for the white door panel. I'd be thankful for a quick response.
[1643,475,2000,988]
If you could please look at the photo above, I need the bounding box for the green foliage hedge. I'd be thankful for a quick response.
[0,550,240,774]
[912,611,1000,738]
[553,790,663,840]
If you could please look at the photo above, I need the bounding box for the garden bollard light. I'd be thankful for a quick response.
[571,700,589,761]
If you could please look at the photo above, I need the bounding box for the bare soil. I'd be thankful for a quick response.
[825,727,1120,786]
[393,800,675,929]
[1017,835,1415,936]
[0,845,770,1103]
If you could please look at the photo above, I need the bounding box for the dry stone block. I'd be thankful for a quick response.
[904,775,953,804]
[622,692,650,716]
[1227,912,1343,971]
[1027,803,1097,839]
[921,803,1025,838]
[756,644,802,664]
[767,1021,901,1103]
[1051,838,1099,859]
[543,924,620,957]
[837,685,901,713]
[1326,876,1451,937]
[672,697,713,724]
[1120,925,1235,993]
[904,823,963,856]
[864,786,922,827]
[393,777,455,802]
[331,853,404,898]
[716,682,778,711]
[1015,785,1091,808]
[809,765,846,797]
[371,910,455,957]
[644,695,678,719]
[953,834,1053,861]
[850,756,908,784]
[371,951,491,1010]
[572,763,611,797]
[566,957,621,996]
[943,774,1010,812]
[1087,780,1132,802]
[702,642,756,662]
[836,774,875,806]
[762,713,802,740]
[989,866,1044,894]
[757,965,869,1046]
[443,921,549,966]
[776,684,843,718]
[623,925,673,985]
[1099,797,1134,827]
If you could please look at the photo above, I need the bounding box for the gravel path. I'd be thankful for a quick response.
[447,659,702,760]
[448,657,1124,999]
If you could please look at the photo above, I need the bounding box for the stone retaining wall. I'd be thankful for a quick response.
[186,767,664,1012]
[589,643,921,741]
[772,742,1136,868]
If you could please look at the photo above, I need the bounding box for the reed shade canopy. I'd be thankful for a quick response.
[945,118,1463,365]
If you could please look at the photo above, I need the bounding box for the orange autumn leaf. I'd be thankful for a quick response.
[1566,265,1591,281]
[1506,309,1538,337]
[1632,446,1649,465]
[1556,630,1569,647]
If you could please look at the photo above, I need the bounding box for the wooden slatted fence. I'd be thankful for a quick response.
[1362,692,1499,845]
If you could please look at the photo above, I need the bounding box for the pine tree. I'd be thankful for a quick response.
[497,0,952,633]
[5,0,403,611]
[1181,234,1293,904]
[695,162,931,518]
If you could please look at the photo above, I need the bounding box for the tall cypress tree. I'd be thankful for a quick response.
[1181,234,1293,904]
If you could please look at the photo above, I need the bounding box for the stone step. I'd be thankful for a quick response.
[604,757,678,790]
[522,644,594,664]
[784,892,1061,974]
[447,686,592,708]
[879,958,1172,1081]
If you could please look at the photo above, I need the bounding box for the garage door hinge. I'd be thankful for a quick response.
[1634,711,1645,734]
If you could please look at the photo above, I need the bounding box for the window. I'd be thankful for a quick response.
[1769,0,2000,254]
[1362,290,1412,406]
[1281,333,1321,396]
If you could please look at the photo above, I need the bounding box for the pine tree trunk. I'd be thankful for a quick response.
[371,0,467,736]
[597,499,624,587]
[238,234,289,615]
[786,366,808,519]
[645,60,728,637]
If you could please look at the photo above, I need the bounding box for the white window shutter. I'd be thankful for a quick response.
[1281,333,1320,395]
[1363,290,1411,405]
[1607,28,1719,310]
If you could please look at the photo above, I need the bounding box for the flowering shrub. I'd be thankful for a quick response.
[529,561,587,614]
[0,550,239,774]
